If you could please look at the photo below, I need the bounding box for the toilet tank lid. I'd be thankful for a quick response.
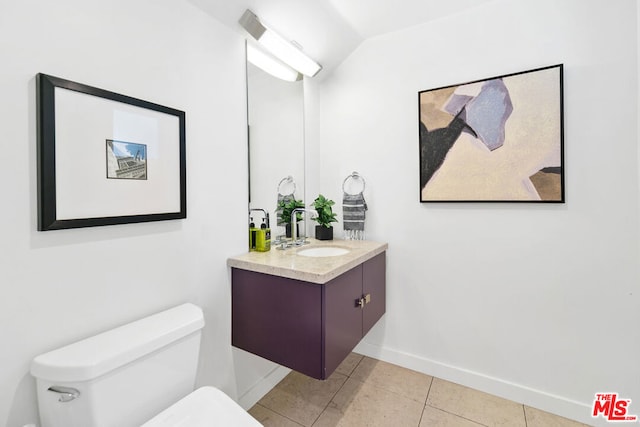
[31,303,204,382]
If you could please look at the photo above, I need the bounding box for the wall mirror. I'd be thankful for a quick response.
[246,59,305,238]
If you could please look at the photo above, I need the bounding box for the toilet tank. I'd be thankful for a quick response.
[31,303,205,427]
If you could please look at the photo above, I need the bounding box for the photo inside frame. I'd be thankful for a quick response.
[106,139,148,180]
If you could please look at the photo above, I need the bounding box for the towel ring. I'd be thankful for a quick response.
[342,172,366,195]
[277,176,296,195]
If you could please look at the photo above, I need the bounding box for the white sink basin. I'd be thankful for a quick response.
[297,246,350,257]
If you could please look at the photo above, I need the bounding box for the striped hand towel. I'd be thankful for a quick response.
[343,193,367,240]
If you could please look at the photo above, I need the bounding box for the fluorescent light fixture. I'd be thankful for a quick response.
[239,9,322,78]
[247,43,301,82]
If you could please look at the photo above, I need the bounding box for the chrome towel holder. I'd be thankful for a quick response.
[342,171,366,195]
[277,175,296,196]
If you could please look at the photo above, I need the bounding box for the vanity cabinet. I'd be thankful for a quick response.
[232,252,385,380]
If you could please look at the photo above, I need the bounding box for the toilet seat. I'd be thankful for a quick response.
[141,386,262,426]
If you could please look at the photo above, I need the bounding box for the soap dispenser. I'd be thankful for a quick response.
[255,217,271,252]
[249,217,257,251]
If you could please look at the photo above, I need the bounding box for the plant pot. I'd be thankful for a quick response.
[315,225,333,241]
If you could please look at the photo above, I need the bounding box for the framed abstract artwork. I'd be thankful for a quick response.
[36,73,186,230]
[418,64,564,202]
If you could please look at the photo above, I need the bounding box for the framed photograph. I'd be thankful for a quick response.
[36,73,186,230]
[418,64,563,202]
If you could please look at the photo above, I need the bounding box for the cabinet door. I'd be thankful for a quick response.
[323,265,363,379]
[232,268,323,378]
[363,252,386,335]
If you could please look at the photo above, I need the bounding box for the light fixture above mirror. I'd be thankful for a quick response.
[239,9,322,79]
[246,43,301,82]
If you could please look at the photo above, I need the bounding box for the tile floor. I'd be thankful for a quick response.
[249,353,592,427]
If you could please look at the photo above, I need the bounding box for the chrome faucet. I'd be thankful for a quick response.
[291,208,317,246]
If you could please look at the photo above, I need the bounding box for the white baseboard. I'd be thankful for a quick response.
[354,341,604,427]
[237,365,291,410]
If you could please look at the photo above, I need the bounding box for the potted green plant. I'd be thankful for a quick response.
[277,199,305,238]
[311,194,338,240]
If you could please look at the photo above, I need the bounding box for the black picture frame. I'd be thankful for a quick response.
[36,73,186,230]
[418,64,564,203]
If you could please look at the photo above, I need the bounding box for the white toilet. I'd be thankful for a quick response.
[30,303,262,427]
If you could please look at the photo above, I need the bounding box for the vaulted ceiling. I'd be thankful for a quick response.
[326,0,495,38]
[189,0,495,76]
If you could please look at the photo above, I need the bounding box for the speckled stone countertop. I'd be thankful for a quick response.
[227,239,388,284]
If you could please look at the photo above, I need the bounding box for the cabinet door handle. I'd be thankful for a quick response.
[355,294,371,308]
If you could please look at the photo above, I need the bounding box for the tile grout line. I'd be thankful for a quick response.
[349,374,434,406]
[340,357,440,425]
[310,356,367,426]
[355,356,437,406]
[422,377,492,427]
[422,403,491,427]
[417,376,435,426]
[310,379,347,427]
[523,404,529,427]
[255,403,305,427]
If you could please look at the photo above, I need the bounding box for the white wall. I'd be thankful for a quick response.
[317,0,639,425]
[2,0,638,425]
[0,1,251,425]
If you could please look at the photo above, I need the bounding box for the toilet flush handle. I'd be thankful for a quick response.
[47,386,80,402]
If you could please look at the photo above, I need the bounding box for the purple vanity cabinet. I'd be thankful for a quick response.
[362,251,386,335]
[232,252,386,380]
